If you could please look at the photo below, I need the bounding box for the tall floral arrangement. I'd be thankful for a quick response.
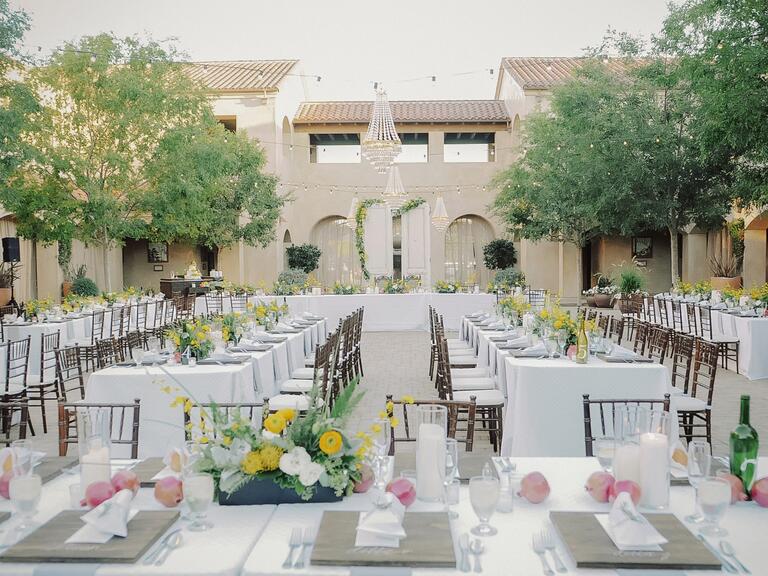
[220,312,246,344]
[24,298,53,318]
[498,294,530,322]
[165,319,214,359]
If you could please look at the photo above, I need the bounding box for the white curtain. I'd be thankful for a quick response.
[310,216,362,286]
[444,215,494,286]
[0,218,36,301]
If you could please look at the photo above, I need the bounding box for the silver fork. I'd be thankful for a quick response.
[282,528,302,569]
[541,529,567,573]
[532,533,554,575]
[293,526,315,569]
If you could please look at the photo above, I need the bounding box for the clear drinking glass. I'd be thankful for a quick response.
[444,478,460,520]
[556,330,567,355]
[594,436,615,472]
[184,473,214,531]
[10,474,41,531]
[685,440,711,523]
[146,337,160,354]
[369,418,392,508]
[444,438,458,481]
[469,475,500,536]
[10,439,34,475]
[697,477,730,537]
[131,347,145,367]
[603,338,615,356]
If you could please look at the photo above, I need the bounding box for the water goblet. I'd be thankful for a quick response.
[685,440,711,523]
[697,477,730,537]
[603,338,615,356]
[10,439,34,475]
[131,347,145,367]
[469,475,500,536]
[146,337,160,354]
[185,473,214,531]
[10,473,42,533]
[594,436,615,472]
[556,330,567,355]
[369,418,392,508]
[445,438,459,481]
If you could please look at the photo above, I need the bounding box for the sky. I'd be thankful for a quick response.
[13,0,672,101]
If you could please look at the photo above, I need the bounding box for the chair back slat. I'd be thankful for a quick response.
[57,399,141,458]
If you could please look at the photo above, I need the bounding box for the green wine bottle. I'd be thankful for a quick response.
[730,395,759,492]
[575,314,589,364]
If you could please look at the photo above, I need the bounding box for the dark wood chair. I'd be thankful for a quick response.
[632,320,650,356]
[385,394,477,454]
[205,293,224,316]
[54,346,86,402]
[77,310,106,372]
[646,326,670,364]
[0,400,30,447]
[108,306,125,338]
[582,393,672,457]
[96,337,123,368]
[527,289,547,307]
[677,340,719,447]
[183,402,263,442]
[698,305,739,374]
[670,333,695,395]
[1,336,30,403]
[230,295,248,313]
[57,398,141,458]
[26,331,61,433]
[607,316,624,345]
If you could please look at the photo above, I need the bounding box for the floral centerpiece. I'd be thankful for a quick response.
[749,283,768,306]
[220,312,246,344]
[692,280,712,300]
[333,283,358,295]
[24,298,53,319]
[533,304,583,347]
[672,280,694,296]
[434,280,460,294]
[383,277,406,294]
[165,319,214,360]
[498,294,530,325]
[722,287,743,306]
[181,379,366,504]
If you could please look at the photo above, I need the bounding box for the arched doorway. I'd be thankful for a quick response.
[310,216,361,286]
[444,214,494,287]
[282,230,293,270]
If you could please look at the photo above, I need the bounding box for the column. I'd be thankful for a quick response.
[743,229,767,287]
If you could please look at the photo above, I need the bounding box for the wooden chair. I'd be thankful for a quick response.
[96,337,123,368]
[582,393,671,457]
[670,333,695,396]
[698,306,739,374]
[183,402,263,442]
[642,295,657,325]
[78,310,106,371]
[54,346,86,402]
[174,295,193,321]
[26,331,61,433]
[108,306,125,338]
[632,320,650,356]
[646,326,670,364]
[0,400,30,447]
[385,394,477,454]
[606,316,624,345]
[597,315,610,338]
[353,307,364,378]
[230,295,248,313]
[205,293,224,316]
[1,336,30,401]
[677,340,718,447]
[527,289,547,307]
[57,399,141,458]
[132,302,148,334]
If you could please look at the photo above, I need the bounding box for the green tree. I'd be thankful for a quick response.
[3,34,211,291]
[285,243,322,273]
[482,238,517,270]
[142,122,283,249]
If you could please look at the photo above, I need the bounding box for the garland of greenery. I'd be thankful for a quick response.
[356,197,427,280]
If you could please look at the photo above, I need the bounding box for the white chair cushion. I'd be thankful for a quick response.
[452,367,490,378]
[268,394,324,411]
[674,396,708,412]
[452,377,496,391]
[279,379,314,394]
[454,389,505,406]
[448,350,476,359]
[447,339,471,349]
[291,367,315,380]
[707,336,739,344]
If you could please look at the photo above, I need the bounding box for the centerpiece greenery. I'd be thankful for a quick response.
[333,283,359,295]
[498,294,530,324]
[434,280,460,294]
[355,199,383,281]
[487,267,526,293]
[220,312,246,344]
[165,318,214,360]
[24,298,53,318]
[273,268,307,295]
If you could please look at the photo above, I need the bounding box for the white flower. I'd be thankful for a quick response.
[262,430,279,441]
[298,461,324,487]
[279,446,311,476]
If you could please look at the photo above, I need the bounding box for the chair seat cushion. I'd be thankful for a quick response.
[452,377,496,391]
[291,367,315,380]
[304,354,315,367]
[268,394,323,411]
[708,336,739,344]
[452,367,490,379]
[453,389,505,406]
[279,379,314,393]
[448,350,476,359]
[673,396,708,412]
[447,339,471,349]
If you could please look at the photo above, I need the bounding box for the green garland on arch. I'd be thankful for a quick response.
[392,197,426,217]
[355,199,383,280]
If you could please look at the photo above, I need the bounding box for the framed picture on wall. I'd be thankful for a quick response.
[632,237,653,259]
[147,242,168,263]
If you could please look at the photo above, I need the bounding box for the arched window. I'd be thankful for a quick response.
[282,230,292,270]
[310,216,361,286]
[444,215,494,286]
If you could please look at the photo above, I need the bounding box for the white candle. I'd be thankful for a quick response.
[613,443,641,484]
[416,423,446,502]
[80,441,110,491]
[639,432,669,509]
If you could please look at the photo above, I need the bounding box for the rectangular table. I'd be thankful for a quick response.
[713,310,768,380]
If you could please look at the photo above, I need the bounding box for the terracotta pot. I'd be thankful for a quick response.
[62,281,72,298]
[586,296,596,307]
[593,294,613,308]
[0,288,10,306]
[710,276,742,291]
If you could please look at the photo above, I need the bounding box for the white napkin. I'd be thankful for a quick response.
[506,335,529,347]
[711,302,727,309]
[609,347,637,359]
[12,316,26,325]
[355,499,407,548]
[302,312,322,320]
[699,300,710,306]
[519,342,546,356]
[669,440,688,479]
[66,490,137,543]
[596,492,667,551]
[275,322,294,331]
[479,318,494,326]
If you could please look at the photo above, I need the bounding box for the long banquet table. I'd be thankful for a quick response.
[195,293,496,332]
[2,456,763,575]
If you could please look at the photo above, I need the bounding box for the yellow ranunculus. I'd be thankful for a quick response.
[222,436,233,446]
[389,416,399,428]
[276,408,295,422]
[241,451,263,475]
[553,319,563,330]
[401,395,415,404]
[385,400,394,413]
[264,413,286,434]
[378,410,388,420]
[540,310,550,319]
[259,444,283,470]
[319,430,343,455]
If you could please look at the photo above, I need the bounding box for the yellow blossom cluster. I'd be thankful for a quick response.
[241,444,284,475]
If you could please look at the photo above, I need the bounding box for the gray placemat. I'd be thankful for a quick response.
[131,457,167,487]
[36,457,78,484]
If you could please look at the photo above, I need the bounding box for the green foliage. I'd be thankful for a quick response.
[355,199,383,280]
[391,197,426,217]
[492,267,526,288]
[482,239,517,270]
[618,268,645,294]
[286,244,322,273]
[728,218,745,265]
[273,268,307,295]
[72,276,99,296]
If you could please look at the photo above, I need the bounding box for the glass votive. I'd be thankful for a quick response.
[69,483,83,508]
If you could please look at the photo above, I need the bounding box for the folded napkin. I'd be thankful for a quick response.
[596,492,667,551]
[669,440,688,479]
[506,335,529,347]
[609,347,637,359]
[275,322,295,331]
[12,316,26,325]
[67,489,137,543]
[711,302,726,309]
[302,312,323,320]
[518,342,546,356]
[355,498,407,548]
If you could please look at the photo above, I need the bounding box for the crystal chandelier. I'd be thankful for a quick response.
[362,87,401,173]
[345,196,359,229]
[382,166,407,210]
[431,195,450,231]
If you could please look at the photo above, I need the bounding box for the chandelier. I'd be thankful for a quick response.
[431,195,450,231]
[345,196,359,229]
[362,87,401,173]
[382,166,407,210]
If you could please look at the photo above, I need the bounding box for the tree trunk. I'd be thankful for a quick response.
[102,229,112,293]
[669,226,679,287]
[575,243,583,306]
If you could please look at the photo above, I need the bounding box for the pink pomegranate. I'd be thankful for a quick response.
[84,481,115,508]
[154,476,183,507]
[585,471,615,503]
[750,477,768,507]
[386,478,416,507]
[609,480,641,505]
[0,471,13,499]
[111,470,140,494]
[518,472,550,503]
[353,464,374,494]
[716,472,749,504]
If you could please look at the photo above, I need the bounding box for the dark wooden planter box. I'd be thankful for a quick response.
[218,477,342,505]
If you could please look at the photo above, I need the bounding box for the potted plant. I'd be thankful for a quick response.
[709,254,742,291]
[286,244,322,274]
[0,263,20,306]
[59,240,73,297]
[592,273,617,308]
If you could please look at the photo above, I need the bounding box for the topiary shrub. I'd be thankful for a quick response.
[72,276,99,296]
[273,268,308,295]
[483,239,517,270]
[286,244,322,274]
[493,267,525,288]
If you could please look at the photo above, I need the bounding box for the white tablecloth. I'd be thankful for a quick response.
[86,363,258,458]
[502,353,672,456]
[4,317,89,376]
[713,311,768,380]
[243,457,768,576]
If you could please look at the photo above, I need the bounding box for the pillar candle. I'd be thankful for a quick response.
[613,443,641,484]
[639,432,669,509]
[80,440,110,492]
[416,423,446,502]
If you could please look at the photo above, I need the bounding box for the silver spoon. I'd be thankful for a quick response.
[155,531,184,565]
[459,533,471,572]
[470,538,484,573]
[720,541,751,574]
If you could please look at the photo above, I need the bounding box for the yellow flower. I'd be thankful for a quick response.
[377,410,388,419]
[170,395,186,408]
[222,436,233,446]
[183,399,193,414]
[540,310,550,319]
[259,444,283,470]
[371,423,382,434]
[198,436,209,444]
[231,422,240,432]
[160,385,172,394]
[276,408,295,422]
[319,430,343,455]
[190,339,198,347]
[385,400,394,413]
[241,451,263,475]
[553,319,563,330]
[264,413,286,434]
[389,416,399,428]
[401,395,415,404]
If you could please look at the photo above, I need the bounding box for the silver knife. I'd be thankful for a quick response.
[695,534,737,574]
[142,529,181,565]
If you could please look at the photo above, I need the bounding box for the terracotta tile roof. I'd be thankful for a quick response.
[501,57,637,90]
[293,100,510,125]
[184,60,298,92]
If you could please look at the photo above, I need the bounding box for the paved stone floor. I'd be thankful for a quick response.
[27,329,767,458]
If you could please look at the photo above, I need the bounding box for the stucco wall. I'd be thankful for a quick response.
[122,239,201,291]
